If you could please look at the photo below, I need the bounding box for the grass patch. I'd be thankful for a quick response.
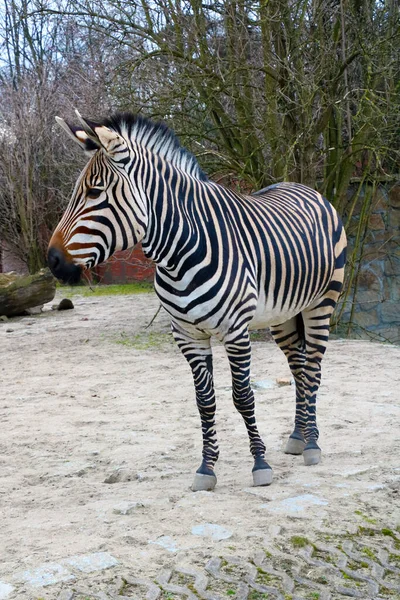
[60,282,154,297]
[347,558,369,570]
[249,329,272,342]
[115,331,172,350]
[354,510,377,524]
[256,568,282,588]
[379,586,400,597]
[382,528,397,539]
[357,526,376,537]
[389,553,400,566]
[382,529,400,549]
[291,536,309,548]
[361,547,376,559]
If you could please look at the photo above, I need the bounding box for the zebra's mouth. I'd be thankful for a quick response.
[47,247,83,285]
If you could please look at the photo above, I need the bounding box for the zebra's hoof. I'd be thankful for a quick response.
[191,473,217,492]
[253,468,273,486]
[284,435,306,455]
[303,443,321,466]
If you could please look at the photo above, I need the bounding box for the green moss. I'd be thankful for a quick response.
[248,592,269,600]
[354,510,377,524]
[226,590,236,596]
[291,536,309,548]
[312,549,336,565]
[187,581,200,596]
[361,547,376,559]
[389,553,400,566]
[347,558,369,571]
[256,568,272,584]
[382,529,400,550]
[382,528,397,539]
[379,586,399,597]
[358,526,376,537]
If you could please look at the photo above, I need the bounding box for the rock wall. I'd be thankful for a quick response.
[339,183,400,343]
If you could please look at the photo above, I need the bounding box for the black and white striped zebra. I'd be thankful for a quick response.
[48,111,347,491]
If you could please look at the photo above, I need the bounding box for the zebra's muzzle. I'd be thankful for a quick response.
[47,246,82,285]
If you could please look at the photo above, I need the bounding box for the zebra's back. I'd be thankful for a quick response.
[155,181,346,337]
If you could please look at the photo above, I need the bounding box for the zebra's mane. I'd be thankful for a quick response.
[100,112,208,181]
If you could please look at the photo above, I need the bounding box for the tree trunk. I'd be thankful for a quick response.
[0,268,56,317]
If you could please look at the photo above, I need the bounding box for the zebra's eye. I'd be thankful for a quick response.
[86,188,103,200]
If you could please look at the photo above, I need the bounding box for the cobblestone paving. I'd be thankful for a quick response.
[39,526,400,600]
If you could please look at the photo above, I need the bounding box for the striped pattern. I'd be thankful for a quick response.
[49,113,347,486]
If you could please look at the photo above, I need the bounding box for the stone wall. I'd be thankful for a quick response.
[339,183,400,343]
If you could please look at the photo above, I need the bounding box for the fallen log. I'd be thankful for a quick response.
[0,268,56,317]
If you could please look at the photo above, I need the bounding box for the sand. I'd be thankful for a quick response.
[0,290,399,598]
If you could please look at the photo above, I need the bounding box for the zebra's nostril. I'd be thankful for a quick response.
[47,246,82,284]
[47,247,64,274]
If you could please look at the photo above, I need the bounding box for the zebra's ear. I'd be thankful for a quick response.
[55,117,100,156]
[75,110,127,158]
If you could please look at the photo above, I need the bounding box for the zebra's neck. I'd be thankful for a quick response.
[140,157,209,273]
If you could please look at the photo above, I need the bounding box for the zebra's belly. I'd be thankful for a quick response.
[248,290,301,330]
[157,278,309,337]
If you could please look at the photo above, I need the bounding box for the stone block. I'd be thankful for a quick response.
[388,277,400,302]
[62,552,118,574]
[363,246,387,263]
[372,187,389,212]
[357,268,382,291]
[191,523,233,540]
[389,208,400,229]
[352,309,380,329]
[389,184,400,208]
[380,302,400,324]
[368,213,385,230]
[384,256,400,276]
[374,326,400,343]
[0,582,14,599]
[15,563,74,587]
[372,229,394,242]
[355,289,381,310]
[260,493,328,515]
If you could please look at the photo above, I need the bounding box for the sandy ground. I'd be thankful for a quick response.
[0,289,399,599]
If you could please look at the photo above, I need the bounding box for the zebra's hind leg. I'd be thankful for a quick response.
[300,292,340,466]
[224,328,272,486]
[270,316,307,456]
[171,323,218,491]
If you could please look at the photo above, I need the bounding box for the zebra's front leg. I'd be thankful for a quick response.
[171,324,218,491]
[225,328,272,486]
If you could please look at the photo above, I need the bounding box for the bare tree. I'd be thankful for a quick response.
[0,0,121,271]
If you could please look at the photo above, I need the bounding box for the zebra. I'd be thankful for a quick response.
[48,111,347,491]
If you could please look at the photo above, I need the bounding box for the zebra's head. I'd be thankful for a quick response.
[48,112,147,284]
